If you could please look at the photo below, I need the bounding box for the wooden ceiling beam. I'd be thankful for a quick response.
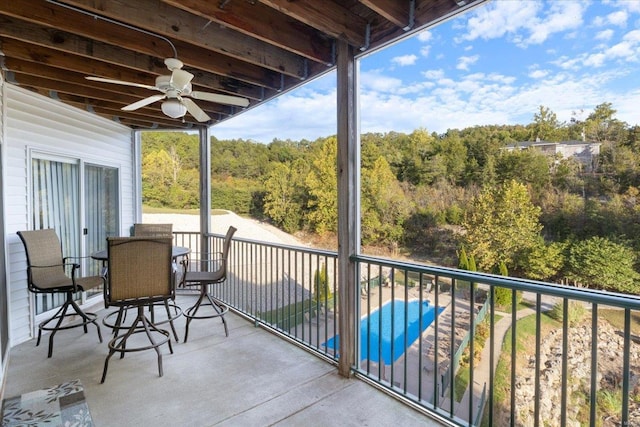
[59,0,307,79]
[258,0,367,48]
[414,0,472,29]
[0,1,282,90]
[5,58,234,116]
[358,0,411,30]
[0,15,264,100]
[161,0,333,65]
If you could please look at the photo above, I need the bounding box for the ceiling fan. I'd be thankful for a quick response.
[86,58,250,122]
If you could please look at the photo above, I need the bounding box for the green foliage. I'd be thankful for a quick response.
[263,160,308,233]
[565,236,640,293]
[520,238,566,281]
[463,180,543,272]
[458,247,469,270]
[548,300,586,327]
[361,156,412,245]
[305,137,338,234]
[468,254,477,272]
[139,102,640,295]
[210,178,261,215]
[313,264,332,303]
[495,148,551,195]
[494,262,523,309]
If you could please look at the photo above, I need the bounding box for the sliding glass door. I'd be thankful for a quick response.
[84,164,119,281]
[31,156,119,314]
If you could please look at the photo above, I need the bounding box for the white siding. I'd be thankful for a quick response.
[4,84,136,346]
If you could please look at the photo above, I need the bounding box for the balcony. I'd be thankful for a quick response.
[2,294,433,426]
[4,232,639,426]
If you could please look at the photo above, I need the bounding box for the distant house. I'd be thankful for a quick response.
[503,139,601,172]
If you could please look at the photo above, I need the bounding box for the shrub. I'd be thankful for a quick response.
[313,265,332,303]
[548,300,586,327]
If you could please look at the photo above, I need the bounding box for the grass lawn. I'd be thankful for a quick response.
[599,308,640,335]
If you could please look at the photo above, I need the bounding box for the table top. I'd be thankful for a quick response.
[91,246,190,261]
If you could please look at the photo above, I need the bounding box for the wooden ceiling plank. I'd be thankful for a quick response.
[0,2,282,90]
[15,74,207,126]
[0,13,262,99]
[6,57,234,115]
[359,0,411,29]
[258,0,366,48]
[161,0,333,65]
[59,0,307,79]
[414,0,477,30]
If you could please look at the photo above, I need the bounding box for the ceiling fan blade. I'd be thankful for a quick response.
[86,76,157,91]
[190,91,250,108]
[121,94,166,111]
[181,98,211,122]
[170,69,194,91]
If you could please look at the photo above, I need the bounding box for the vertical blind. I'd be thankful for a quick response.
[31,158,80,314]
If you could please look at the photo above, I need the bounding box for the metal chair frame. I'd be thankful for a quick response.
[101,236,176,383]
[182,226,236,342]
[17,229,103,358]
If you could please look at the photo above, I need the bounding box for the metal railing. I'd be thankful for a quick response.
[175,231,640,427]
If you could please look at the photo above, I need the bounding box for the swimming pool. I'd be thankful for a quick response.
[323,299,444,365]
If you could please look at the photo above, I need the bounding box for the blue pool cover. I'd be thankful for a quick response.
[323,299,444,365]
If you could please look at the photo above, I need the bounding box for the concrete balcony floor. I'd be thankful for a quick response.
[2,295,440,426]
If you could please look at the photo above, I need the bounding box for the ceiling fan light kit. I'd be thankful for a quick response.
[161,99,187,118]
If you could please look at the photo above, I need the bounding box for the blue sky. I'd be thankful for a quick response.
[211,0,640,144]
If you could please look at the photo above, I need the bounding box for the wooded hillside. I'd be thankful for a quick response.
[142,102,640,294]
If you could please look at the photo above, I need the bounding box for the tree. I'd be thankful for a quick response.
[565,237,640,293]
[313,264,332,304]
[361,157,412,246]
[520,237,565,281]
[531,105,562,141]
[463,180,543,272]
[263,159,308,233]
[495,148,551,195]
[142,149,173,207]
[305,137,338,234]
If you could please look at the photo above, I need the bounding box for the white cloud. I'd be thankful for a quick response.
[596,29,615,40]
[360,70,403,92]
[210,1,640,142]
[416,31,432,42]
[461,0,586,47]
[391,54,418,66]
[608,10,629,26]
[529,69,550,79]
[422,69,445,80]
[457,55,479,71]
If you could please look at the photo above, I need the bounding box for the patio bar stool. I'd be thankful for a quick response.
[101,236,176,383]
[182,226,236,342]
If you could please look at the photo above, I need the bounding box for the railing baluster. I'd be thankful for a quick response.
[469,279,475,423]
[187,237,640,427]
[590,303,598,427]
[561,298,568,427]
[510,289,516,427]
[488,285,495,427]
[622,308,631,426]
[534,293,541,427]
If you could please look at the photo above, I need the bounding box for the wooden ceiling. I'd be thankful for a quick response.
[0,0,487,130]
